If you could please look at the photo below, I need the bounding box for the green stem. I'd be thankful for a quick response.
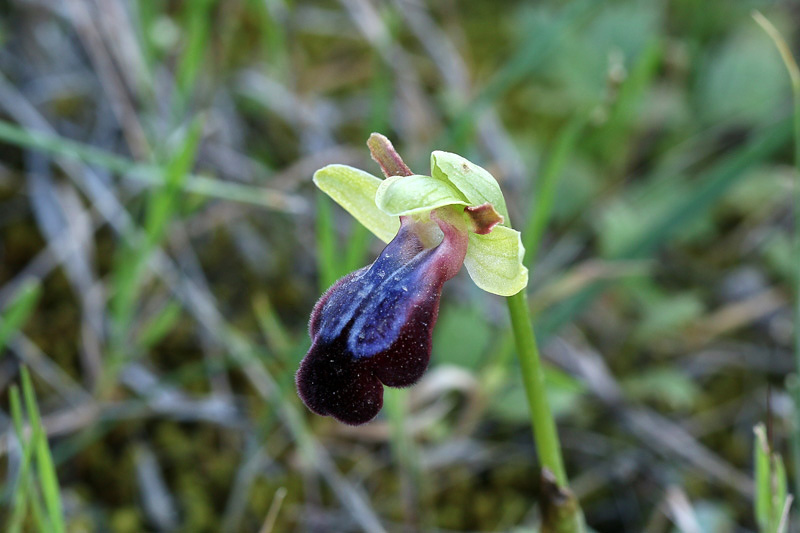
[791,53,800,513]
[384,388,426,529]
[753,10,800,504]
[506,290,567,486]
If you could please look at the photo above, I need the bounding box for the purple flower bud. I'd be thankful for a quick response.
[296,213,468,425]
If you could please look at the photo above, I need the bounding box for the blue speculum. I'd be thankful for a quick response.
[296,213,468,425]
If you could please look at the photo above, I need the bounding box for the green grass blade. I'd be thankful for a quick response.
[523,114,586,268]
[254,0,290,78]
[145,116,204,246]
[26,483,50,533]
[21,368,64,533]
[609,38,663,128]
[109,241,146,347]
[755,423,772,531]
[621,121,790,259]
[592,37,662,169]
[107,118,204,393]
[539,117,792,336]
[774,453,789,526]
[444,0,597,148]
[0,119,302,212]
[343,222,372,273]
[384,388,427,528]
[137,301,183,349]
[7,385,34,533]
[0,279,42,353]
[340,52,393,272]
[754,422,791,532]
[316,192,341,291]
[9,384,26,463]
[134,0,158,71]
[173,0,215,117]
[253,295,293,361]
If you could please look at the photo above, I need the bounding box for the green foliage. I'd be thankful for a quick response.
[433,305,491,370]
[105,117,205,392]
[632,288,705,342]
[696,28,788,127]
[315,192,341,290]
[523,115,586,267]
[622,368,701,411]
[138,301,183,349]
[547,1,661,110]
[0,120,294,210]
[0,279,41,353]
[490,367,585,423]
[7,368,65,533]
[753,424,791,533]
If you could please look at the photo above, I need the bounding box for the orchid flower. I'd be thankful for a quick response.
[296,135,528,425]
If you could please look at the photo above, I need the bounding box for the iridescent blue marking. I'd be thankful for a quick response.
[316,224,426,352]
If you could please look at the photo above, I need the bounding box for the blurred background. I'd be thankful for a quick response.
[0,0,798,531]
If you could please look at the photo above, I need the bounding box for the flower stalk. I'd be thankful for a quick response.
[506,289,567,485]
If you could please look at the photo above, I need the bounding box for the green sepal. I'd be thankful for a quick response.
[463,225,528,296]
[376,174,468,216]
[313,164,400,243]
[430,151,510,224]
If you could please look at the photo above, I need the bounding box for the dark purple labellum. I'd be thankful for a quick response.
[296,214,468,425]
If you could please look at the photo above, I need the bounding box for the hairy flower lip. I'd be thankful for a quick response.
[296,211,468,425]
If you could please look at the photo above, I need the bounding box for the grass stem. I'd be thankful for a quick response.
[753,9,800,506]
